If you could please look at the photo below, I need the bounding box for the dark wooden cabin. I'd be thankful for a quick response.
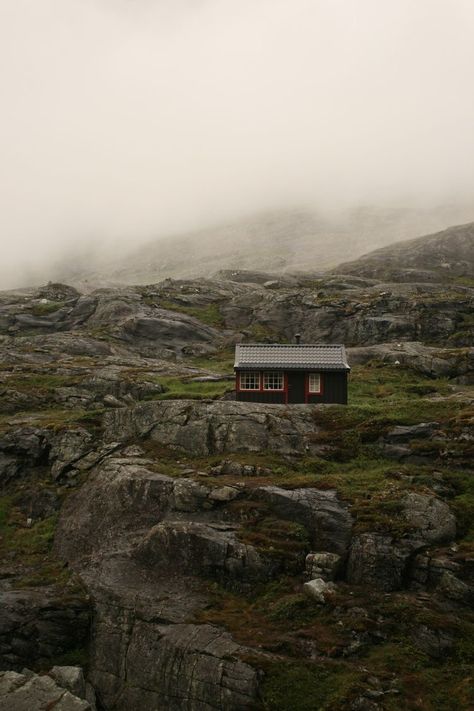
[234,343,350,404]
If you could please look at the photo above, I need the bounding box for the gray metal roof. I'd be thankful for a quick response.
[234,343,350,371]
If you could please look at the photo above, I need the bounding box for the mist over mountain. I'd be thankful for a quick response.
[38,203,474,290]
[1,0,474,290]
[336,220,474,282]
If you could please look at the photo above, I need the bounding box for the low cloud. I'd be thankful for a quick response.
[1,0,474,287]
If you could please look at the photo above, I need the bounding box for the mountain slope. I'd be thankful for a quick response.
[334,221,474,282]
[50,205,474,290]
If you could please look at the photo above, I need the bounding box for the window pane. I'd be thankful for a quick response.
[308,373,321,393]
[240,372,260,389]
[263,372,283,390]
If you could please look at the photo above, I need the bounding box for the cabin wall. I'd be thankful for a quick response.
[235,370,348,404]
[236,390,286,404]
[307,372,348,405]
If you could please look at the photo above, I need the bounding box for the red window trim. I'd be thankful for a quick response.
[236,370,288,395]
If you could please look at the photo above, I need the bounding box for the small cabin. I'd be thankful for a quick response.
[234,342,350,404]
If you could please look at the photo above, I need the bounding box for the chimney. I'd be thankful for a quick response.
[295,333,301,344]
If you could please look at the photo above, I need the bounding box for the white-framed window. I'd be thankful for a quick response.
[308,373,321,393]
[239,371,260,390]
[263,371,284,390]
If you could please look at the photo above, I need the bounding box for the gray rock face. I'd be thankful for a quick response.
[209,460,272,478]
[347,341,474,381]
[29,333,111,357]
[120,310,220,347]
[384,423,439,443]
[409,551,462,590]
[103,400,324,457]
[0,669,91,711]
[35,283,81,302]
[305,551,342,581]
[0,453,21,485]
[135,521,270,585]
[208,485,239,502]
[84,293,139,327]
[0,388,42,415]
[437,572,473,605]
[49,667,86,700]
[90,619,258,711]
[82,365,164,403]
[303,577,336,603]
[335,222,474,281]
[378,424,462,464]
[401,493,456,544]
[412,626,454,659]
[54,458,175,563]
[49,667,96,709]
[220,277,473,347]
[255,486,352,555]
[53,455,355,708]
[0,588,90,671]
[0,427,51,483]
[49,428,94,480]
[346,534,421,591]
[14,487,60,521]
[171,478,211,512]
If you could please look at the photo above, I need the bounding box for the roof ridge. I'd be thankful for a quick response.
[234,343,350,371]
[236,343,344,347]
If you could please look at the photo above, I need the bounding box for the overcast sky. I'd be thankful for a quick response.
[1,0,474,286]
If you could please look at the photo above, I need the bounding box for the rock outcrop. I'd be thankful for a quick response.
[346,492,457,591]
[303,577,336,603]
[254,486,352,555]
[53,454,354,708]
[346,534,418,591]
[0,667,95,711]
[135,521,271,585]
[103,400,324,456]
[90,621,258,711]
[348,341,474,382]
[0,588,90,672]
[401,492,456,544]
[335,222,474,282]
[54,458,175,564]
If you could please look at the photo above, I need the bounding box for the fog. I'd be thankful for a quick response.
[1,0,474,288]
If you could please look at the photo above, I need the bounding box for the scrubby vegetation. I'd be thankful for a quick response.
[155,375,232,400]
[0,491,70,589]
[30,301,66,317]
[196,574,474,710]
[158,300,225,327]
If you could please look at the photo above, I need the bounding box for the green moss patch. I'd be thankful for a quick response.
[0,493,72,589]
[189,349,235,374]
[260,661,358,711]
[30,301,66,317]
[154,376,231,400]
[159,300,225,327]
[239,516,310,570]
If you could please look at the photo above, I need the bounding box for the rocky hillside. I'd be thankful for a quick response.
[335,222,474,283]
[0,264,473,709]
[47,205,474,291]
